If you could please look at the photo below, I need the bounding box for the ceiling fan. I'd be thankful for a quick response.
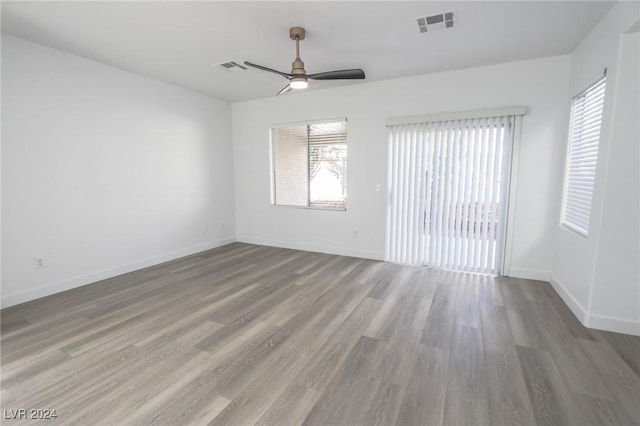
[244,26,365,96]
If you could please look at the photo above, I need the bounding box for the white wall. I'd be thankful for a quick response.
[232,55,571,278]
[1,35,235,307]
[550,2,640,335]
[590,31,639,334]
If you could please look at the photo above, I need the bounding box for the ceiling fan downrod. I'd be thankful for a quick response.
[289,27,307,87]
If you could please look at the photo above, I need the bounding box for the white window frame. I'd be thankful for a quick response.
[269,118,348,211]
[560,76,606,238]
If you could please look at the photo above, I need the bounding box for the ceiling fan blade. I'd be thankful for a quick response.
[307,69,365,80]
[244,61,292,79]
[276,84,292,96]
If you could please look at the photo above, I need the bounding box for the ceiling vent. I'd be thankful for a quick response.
[417,11,455,33]
[216,61,248,72]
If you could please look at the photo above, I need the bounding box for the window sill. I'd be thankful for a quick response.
[271,204,347,212]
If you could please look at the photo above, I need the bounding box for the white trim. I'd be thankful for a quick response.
[270,116,347,129]
[501,115,522,276]
[549,275,589,324]
[560,222,589,239]
[0,237,235,309]
[269,204,346,212]
[588,313,640,336]
[386,106,526,126]
[586,52,624,327]
[543,273,640,336]
[507,267,550,282]
[236,236,383,261]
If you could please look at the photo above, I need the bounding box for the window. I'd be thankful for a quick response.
[561,77,606,237]
[270,119,347,210]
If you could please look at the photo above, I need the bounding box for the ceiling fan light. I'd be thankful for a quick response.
[290,77,308,89]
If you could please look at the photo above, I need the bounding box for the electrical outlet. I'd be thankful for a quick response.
[34,257,46,269]
[375,184,381,192]
[353,230,358,238]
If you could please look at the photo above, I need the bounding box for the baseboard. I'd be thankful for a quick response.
[546,275,640,336]
[1,237,236,309]
[507,267,550,281]
[236,236,383,261]
[548,275,589,325]
[588,314,640,336]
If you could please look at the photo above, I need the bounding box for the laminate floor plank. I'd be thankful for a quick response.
[601,330,640,377]
[0,349,71,389]
[364,267,432,345]
[442,325,490,426]
[301,336,383,426]
[61,322,222,425]
[258,274,342,327]
[53,282,227,359]
[477,274,504,307]
[206,277,302,325]
[366,264,411,300]
[254,383,320,426]
[529,300,612,400]
[14,344,146,415]
[516,345,577,426]
[453,276,482,328]
[499,280,548,350]
[1,243,638,426]
[359,380,403,426]
[420,279,459,350]
[293,296,381,393]
[365,271,433,388]
[480,305,536,426]
[568,392,636,426]
[2,315,122,365]
[216,276,377,401]
[146,270,375,425]
[579,338,640,421]
[0,319,31,336]
[207,347,314,426]
[125,322,278,425]
[281,269,381,355]
[395,344,449,426]
[5,344,144,403]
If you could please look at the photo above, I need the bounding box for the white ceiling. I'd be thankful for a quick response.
[1,1,614,102]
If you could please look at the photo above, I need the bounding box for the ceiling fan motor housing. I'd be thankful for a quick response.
[292,58,306,75]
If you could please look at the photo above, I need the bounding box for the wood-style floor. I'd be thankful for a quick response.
[1,243,639,425]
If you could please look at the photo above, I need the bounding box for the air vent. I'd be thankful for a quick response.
[216,61,248,72]
[417,11,455,33]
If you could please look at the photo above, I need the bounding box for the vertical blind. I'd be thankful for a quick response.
[561,76,606,237]
[386,115,515,275]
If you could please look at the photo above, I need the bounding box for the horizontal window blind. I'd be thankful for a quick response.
[309,121,347,145]
[272,125,308,207]
[386,115,515,275]
[561,77,606,237]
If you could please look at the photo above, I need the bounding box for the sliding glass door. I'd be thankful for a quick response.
[386,115,516,275]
